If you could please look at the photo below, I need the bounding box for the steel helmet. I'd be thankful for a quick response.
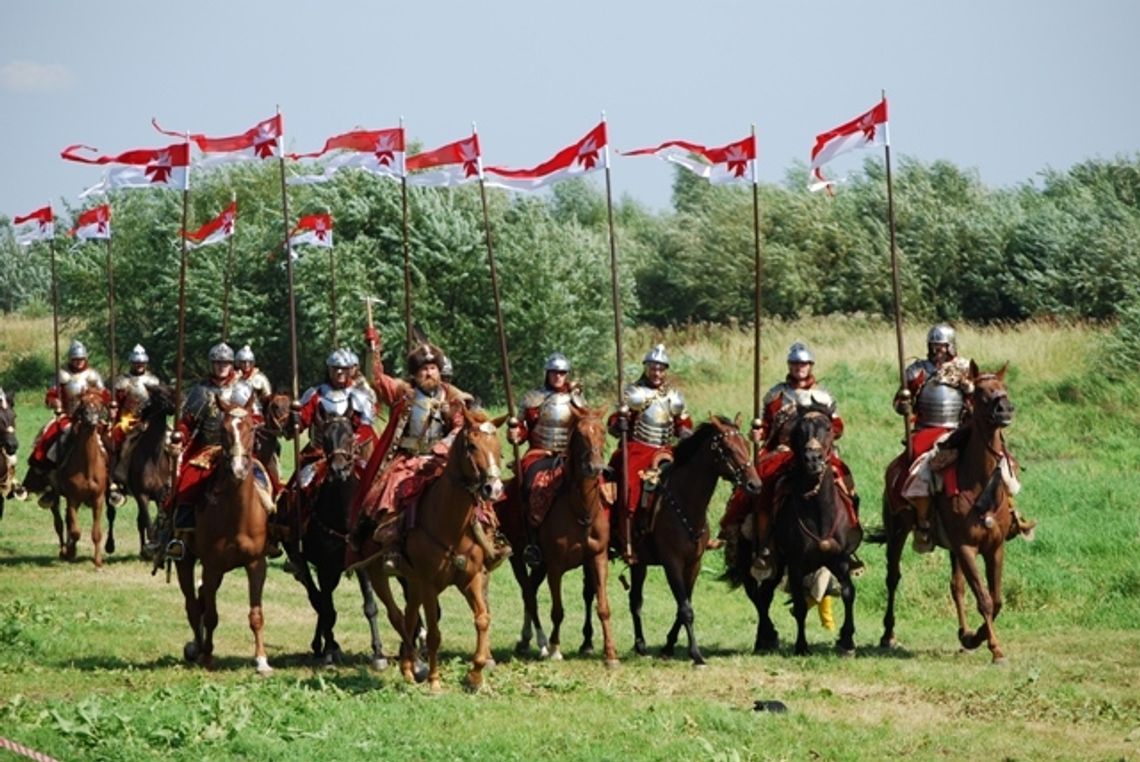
[787,342,815,364]
[544,352,571,373]
[926,324,957,358]
[208,343,234,363]
[235,344,255,364]
[643,344,670,367]
[128,344,149,364]
[326,348,353,369]
[68,339,88,361]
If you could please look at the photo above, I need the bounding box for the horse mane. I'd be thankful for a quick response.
[673,415,733,466]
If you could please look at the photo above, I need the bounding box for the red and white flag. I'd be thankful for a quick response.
[183,201,237,250]
[12,205,54,245]
[289,213,333,249]
[405,134,482,188]
[70,204,112,241]
[287,127,406,185]
[154,113,282,164]
[62,143,190,194]
[483,121,607,191]
[809,98,889,192]
[622,134,756,185]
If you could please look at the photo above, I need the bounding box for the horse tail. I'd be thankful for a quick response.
[863,527,888,544]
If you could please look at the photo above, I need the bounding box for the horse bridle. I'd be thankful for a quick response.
[709,427,753,489]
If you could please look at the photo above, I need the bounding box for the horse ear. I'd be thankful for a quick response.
[490,413,509,429]
[969,359,979,380]
[733,412,743,429]
[996,361,1009,381]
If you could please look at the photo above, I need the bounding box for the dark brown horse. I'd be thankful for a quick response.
[107,384,174,558]
[49,390,112,566]
[506,406,618,666]
[610,415,761,665]
[733,403,863,656]
[879,364,1017,663]
[365,409,506,692]
[174,394,273,674]
[285,409,390,669]
[0,389,25,519]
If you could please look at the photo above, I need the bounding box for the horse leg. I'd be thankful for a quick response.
[286,547,325,658]
[49,498,67,558]
[507,557,533,654]
[91,494,106,569]
[315,560,343,665]
[662,557,705,666]
[880,506,908,649]
[789,561,810,656]
[589,551,618,666]
[461,570,493,692]
[547,568,566,661]
[135,493,153,559]
[366,568,411,677]
[629,563,649,656]
[836,567,857,655]
[579,564,595,655]
[950,549,971,643]
[176,557,204,664]
[984,545,1006,663]
[355,569,389,670]
[246,556,272,675]
[402,582,435,688]
[105,496,115,556]
[64,499,80,562]
[198,565,224,671]
[956,545,1003,662]
[750,568,782,653]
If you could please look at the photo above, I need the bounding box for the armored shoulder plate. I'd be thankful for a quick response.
[792,385,836,416]
[299,386,320,407]
[905,359,936,386]
[520,387,551,411]
[623,383,653,411]
[666,387,686,416]
[182,383,215,422]
[246,369,273,400]
[348,386,375,425]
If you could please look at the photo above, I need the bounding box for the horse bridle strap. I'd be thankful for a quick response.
[709,431,749,488]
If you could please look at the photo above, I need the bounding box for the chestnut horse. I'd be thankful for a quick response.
[175,395,273,674]
[365,409,505,692]
[49,390,112,566]
[0,390,25,519]
[285,409,390,669]
[879,364,1017,663]
[605,415,761,665]
[734,403,863,656]
[506,405,618,666]
[108,383,175,558]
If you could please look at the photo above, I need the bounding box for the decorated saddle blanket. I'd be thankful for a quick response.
[522,454,566,529]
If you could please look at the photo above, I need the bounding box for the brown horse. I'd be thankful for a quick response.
[610,415,761,665]
[879,364,1017,663]
[365,408,506,692]
[506,405,618,665]
[108,383,175,558]
[174,394,273,674]
[49,390,112,566]
[0,389,26,519]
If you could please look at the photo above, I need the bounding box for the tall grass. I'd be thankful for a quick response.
[1,316,1139,760]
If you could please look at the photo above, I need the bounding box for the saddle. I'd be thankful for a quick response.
[521,455,566,529]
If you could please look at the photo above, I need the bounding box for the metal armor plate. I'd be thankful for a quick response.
[183,379,257,445]
[532,389,575,453]
[401,388,448,453]
[245,369,272,401]
[916,380,964,429]
[316,385,351,417]
[59,368,105,415]
[627,384,686,446]
[114,372,160,415]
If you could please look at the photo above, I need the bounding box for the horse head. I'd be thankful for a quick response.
[789,403,836,481]
[217,393,257,483]
[457,409,505,502]
[318,413,357,483]
[263,393,292,437]
[569,405,607,479]
[0,391,17,456]
[704,414,762,495]
[970,361,1014,429]
[74,390,108,430]
[142,384,176,420]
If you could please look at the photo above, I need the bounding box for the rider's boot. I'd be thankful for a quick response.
[1009,505,1037,542]
[522,524,542,568]
[911,495,934,553]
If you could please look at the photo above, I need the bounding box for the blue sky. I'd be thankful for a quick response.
[2,0,1138,220]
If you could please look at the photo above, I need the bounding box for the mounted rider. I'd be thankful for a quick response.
[347,328,472,571]
[235,344,283,493]
[718,342,861,579]
[894,323,1035,551]
[507,352,587,567]
[606,344,692,565]
[25,339,111,508]
[235,344,273,409]
[152,342,270,563]
[109,344,161,502]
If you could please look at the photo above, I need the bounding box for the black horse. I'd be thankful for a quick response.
[731,403,863,656]
[284,411,390,668]
[0,389,25,519]
[108,384,174,558]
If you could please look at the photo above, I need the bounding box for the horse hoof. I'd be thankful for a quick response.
[605,658,621,670]
[413,661,430,683]
[430,679,444,694]
[659,647,675,660]
[105,537,115,555]
[255,656,273,676]
[372,657,389,671]
[515,640,530,656]
[549,649,563,662]
[879,636,899,650]
[578,643,595,656]
[991,654,1007,666]
[837,644,856,658]
[183,642,200,663]
[538,645,551,660]
[634,642,648,657]
[691,659,707,669]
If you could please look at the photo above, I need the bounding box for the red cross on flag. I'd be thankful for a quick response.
[183,201,237,250]
[70,204,112,241]
[405,133,482,188]
[62,143,190,194]
[622,134,756,185]
[289,213,333,249]
[12,205,55,245]
[287,127,406,185]
[483,121,607,191]
[809,98,889,192]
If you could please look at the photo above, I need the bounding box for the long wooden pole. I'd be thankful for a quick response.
[105,237,117,380]
[48,212,61,390]
[882,90,911,459]
[328,206,337,347]
[750,124,764,452]
[399,118,413,353]
[220,191,237,343]
[174,185,190,414]
[277,107,301,478]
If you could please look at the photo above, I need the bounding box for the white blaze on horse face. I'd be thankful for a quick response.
[228,414,248,479]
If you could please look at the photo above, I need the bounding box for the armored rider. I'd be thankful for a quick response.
[895,323,1035,551]
[25,339,111,507]
[109,344,161,502]
[719,342,860,578]
[347,328,470,570]
[291,348,378,458]
[235,344,273,409]
[507,352,586,566]
[606,344,692,565]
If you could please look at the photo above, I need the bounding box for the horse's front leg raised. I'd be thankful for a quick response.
[628,563,649,656]
[355,569,389,670]
[461,569,493,691]
[246,557,272,674]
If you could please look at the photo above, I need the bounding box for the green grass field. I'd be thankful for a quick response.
[2,316,1139,761]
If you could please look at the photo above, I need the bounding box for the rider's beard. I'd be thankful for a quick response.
[416,376,440,394]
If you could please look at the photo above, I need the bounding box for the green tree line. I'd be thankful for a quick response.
[2,153,1139,401]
